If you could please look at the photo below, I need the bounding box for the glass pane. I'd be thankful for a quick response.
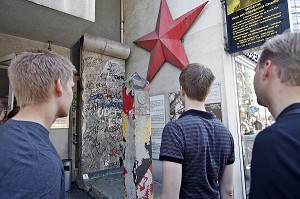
[235,59,275,197]
[290,0,300,31]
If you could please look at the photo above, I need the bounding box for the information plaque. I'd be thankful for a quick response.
[150,95,166,159]
[226,0,290,54]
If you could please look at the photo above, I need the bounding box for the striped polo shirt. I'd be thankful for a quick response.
[159,109,235,199]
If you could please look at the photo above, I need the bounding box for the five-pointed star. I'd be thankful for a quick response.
[134,0,208,82]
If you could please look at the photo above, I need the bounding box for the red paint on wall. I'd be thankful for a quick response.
[135,164,153,199]
[122,87,134,115]
[124,168,128,197]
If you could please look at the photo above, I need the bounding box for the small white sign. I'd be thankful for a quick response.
[206,83,221,104]
[82,174,89,180]
[50,116,69,129]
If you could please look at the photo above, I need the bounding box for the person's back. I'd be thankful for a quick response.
[160,63,234,199]
[161,110,234,198]
[250,30,300,198]
[0,50,76,198]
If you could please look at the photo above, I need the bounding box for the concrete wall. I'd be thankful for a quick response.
[0,33,70,58]
[80,52,124,173]
[86,0,121,42]
[28,0,95,22]
[78,35,130,175]
[0,33,71,159]
[124,0,245,198]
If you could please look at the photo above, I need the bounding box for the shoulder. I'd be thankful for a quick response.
[252,126,277,151]
[162,121,183,137]
[255,124,277,140]
[214,119,230,131]
[163,117,193,134]
[0,120,33,151]
[0,120,48,147]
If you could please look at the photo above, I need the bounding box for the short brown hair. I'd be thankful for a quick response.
[179,63,215,101]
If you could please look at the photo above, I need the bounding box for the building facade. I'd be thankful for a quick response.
[0,0,299,198]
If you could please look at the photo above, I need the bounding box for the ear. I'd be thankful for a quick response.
[262,60,272,80]
[55,79,63,97]
[180,86,185,97]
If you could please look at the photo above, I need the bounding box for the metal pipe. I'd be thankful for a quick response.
[120,0,124,43]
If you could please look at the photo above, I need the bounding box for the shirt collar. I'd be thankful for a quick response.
[179,109,215,120]
[277,103,300,120]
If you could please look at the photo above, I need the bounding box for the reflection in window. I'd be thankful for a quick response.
[290,0,300,31]
[235,60,275,197]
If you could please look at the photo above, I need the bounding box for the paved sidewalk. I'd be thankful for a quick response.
[77,167,162,199]
[66,183,94,199]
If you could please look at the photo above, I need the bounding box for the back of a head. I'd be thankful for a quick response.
[8,50,77,107]
[179,63,215,101]
[258,30,300,86]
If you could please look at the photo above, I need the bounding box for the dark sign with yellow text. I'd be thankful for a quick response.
[225,0,290,54]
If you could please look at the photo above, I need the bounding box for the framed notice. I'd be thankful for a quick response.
[225,0,290,54]
[206,83,221,104]
[150,95,166,159]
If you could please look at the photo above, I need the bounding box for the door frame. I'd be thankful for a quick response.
[0,53,16,113]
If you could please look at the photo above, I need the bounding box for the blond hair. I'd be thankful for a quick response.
[8,50,76,106]
[258,30,300,86]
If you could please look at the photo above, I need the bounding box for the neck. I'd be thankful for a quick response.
[184,97,206,111]
[13,102,58,129]
[268,86,300,119]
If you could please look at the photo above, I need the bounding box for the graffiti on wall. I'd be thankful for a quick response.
[81,51,125,172]
[122,73,153,198]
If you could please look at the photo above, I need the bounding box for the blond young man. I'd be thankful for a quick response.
[250,31,300,198]
[0,50,76,198]
[159,63,235,199]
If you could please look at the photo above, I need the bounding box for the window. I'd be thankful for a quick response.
[290,0,300,31]
[235,57,275,197]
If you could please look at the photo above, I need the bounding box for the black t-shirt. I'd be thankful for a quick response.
[250,103,300,199]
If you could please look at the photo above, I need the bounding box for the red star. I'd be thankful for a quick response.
[134,0,208,82]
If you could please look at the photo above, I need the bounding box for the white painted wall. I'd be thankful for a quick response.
[49,129,69,159]
[0,33,70,58]
[27,0,95,22]
[124,0,245,198]
[86,0,121,42]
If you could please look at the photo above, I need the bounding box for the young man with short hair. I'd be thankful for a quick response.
[250,30,300,199]
[0,50,76,198]
[160,63,235,199]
